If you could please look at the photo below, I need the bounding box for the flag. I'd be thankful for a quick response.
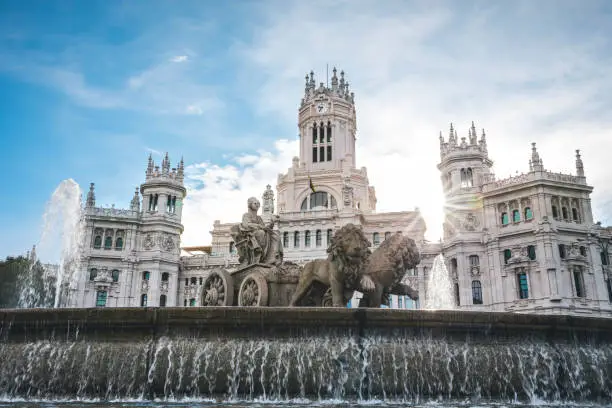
[309,177,316,193]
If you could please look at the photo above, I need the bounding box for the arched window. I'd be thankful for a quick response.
[315,230,322,247]
[96,291,107,307]
[142,271,150,281]
[460,168,473,188]
[304,230,311,247]
[111,269,120,282]
[319,122,325,143]
[503,249,512,264]
[312,123,317,144]
[229,242,235,254]
[115,237,123,250]
[327,229,333,246]
[471,281,483,305]
[161,272,169,282]
[372,232,380,246]
[140,294,148,307]
[579,246,587,257]
[524,207,533,220]
[512,209,520,223]
[104,236,113,249]
[527,245,536,260]
[190,277,196,285]
[159,295,167,307]
[283,232,289,248]
[89,268,98,281]
[501,212,509,225]
[94,235,102,249]
[562,207,569,220]
[466,168,473,187]
[310,192,328,209]
[294,231,300,248]
[552,205,559,219]
[326,121,332,142]
[572,208,579,222]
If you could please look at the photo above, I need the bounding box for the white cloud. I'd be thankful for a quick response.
[171,55,189,63]
[181,139,298,246]
[181,1,612,245]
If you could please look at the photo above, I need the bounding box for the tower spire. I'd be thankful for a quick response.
[531,142,543,171]
[130,187,140,211]
[86,182,96,208]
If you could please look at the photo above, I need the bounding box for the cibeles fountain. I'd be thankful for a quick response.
[1,190,612,406]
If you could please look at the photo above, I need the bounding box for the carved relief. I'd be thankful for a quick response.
[161,234,175,252]
[143,234,156,250]
[462,213,480,231]
[342,177,354,208]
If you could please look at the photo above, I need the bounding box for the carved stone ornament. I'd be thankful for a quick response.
[470,266,481,277]
[463,213,480,231]
[161,234,175,252]
[143,234,155,250]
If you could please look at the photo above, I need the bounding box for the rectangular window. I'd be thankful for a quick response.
[167,195,172,213]
[327,124,332,142]
[454,283,460,306]
[559,244,566,259]
[574,266,586,298]
[398,297,403,308]
[320,146,325,162]
[327,229,333,245]
[472,280,483,305]
[601,251,609,266]
[503,249,512,264]
[517,272,529,299]
[96,291,107,307]
[527,245,536,260]
[312,147,318,162]
[327,146,332,161]
[189,298,196,306]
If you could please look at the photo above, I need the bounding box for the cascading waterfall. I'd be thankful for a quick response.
[424,253,455,310]
[1,328,611,403]
[35,179,85,308]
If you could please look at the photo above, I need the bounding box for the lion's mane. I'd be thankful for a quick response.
[326,223,371,289]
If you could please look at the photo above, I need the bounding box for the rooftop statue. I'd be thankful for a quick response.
[231,197,283,268]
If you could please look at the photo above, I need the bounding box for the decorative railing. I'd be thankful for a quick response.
[88,207,140,218]
[280,209,339,219]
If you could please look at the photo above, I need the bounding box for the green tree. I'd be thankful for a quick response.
[0,256,56,308]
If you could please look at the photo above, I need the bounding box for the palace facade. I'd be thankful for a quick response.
[70,69,612,317]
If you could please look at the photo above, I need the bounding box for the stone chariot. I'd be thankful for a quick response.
[200,196,421,307]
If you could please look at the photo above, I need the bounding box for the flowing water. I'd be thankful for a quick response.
[423,254,455,310]
[18,179,86,308]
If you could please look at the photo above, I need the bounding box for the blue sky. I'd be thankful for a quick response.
[1,0,612,262]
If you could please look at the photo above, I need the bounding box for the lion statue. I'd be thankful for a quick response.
[289,223,372,307]
[357,232,421,308]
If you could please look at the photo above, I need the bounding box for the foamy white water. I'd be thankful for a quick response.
[38,179,86,308]
[424,253,455,310]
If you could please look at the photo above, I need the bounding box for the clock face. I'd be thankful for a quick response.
[316,102,328,114]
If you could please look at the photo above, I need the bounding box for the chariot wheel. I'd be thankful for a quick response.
[201,270,234,306]
[238,272,269,306]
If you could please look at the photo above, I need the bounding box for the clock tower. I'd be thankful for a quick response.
[298,68,357,172]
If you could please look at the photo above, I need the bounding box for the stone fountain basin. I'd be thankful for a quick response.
[1,307,611,403]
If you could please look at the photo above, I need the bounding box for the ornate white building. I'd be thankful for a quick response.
[69,68,612,316]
